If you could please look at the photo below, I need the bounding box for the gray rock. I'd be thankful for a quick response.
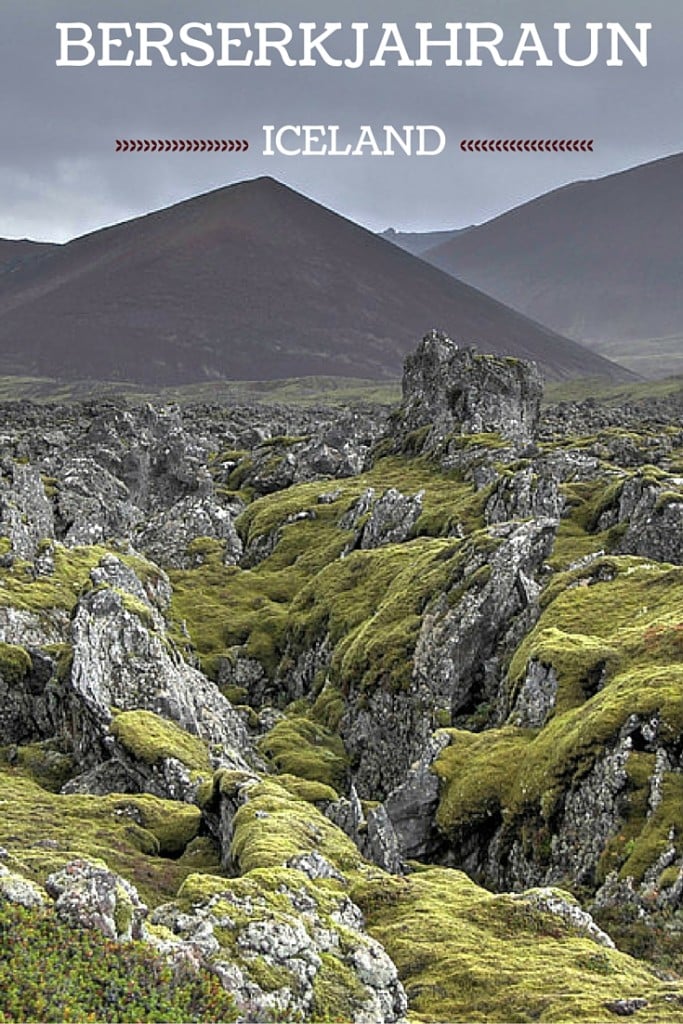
[385,732,451,860]
[615,476,683,565]
[152,879,407,1024]
[358,489,424,550]
[0,463,54,563]
[136,495,243,569]
[513,887,615,948]
[46,858,148,941]
[508,660,559,728]
[0,865,48,908]
[605,999,649,1017]
[59,557,257,770]
[486,466,564,524]
[398,330,543,445]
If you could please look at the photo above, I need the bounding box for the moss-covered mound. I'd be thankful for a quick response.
[354,867,683,1023]
[0,772,212,907]
[168,455,489,680]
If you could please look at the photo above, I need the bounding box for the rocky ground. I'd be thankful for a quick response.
[1,331,683,1022]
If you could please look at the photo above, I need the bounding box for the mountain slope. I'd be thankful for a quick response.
[379,226,473,256]
[0,238,57,274]
[0,178,630,384]
[424,153,683,377]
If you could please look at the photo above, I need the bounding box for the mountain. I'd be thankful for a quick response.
[0,178,630,385]
[0,238,57,274]
[379,225,473,257]
[423,153,683,378]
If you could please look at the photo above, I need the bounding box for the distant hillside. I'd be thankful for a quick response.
[379,226,473,257]
[424,153,683,378]
[0,238,57,274]
[0,178,630,385]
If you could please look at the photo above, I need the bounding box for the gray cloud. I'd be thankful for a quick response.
[1,0,680,240]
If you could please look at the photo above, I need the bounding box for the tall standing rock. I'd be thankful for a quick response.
[399,330,543,445]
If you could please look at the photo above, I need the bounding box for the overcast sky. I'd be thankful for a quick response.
[1,0,680,242]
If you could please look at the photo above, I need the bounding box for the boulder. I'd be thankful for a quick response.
[398,330,543,445]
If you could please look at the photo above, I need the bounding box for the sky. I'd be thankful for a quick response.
[0,0,681,242]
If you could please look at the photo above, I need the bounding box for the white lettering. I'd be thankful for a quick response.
[509,23,553,67]
[370,24,415,67]
[415,23,462,67]
[299,23,343,67]
[606,22,651,67]
[254,23,296,67]
[466,23,508,66]
[179,23,214,67]
[417,126,446,156]
[56,23,95,66]
[135,22,177,67]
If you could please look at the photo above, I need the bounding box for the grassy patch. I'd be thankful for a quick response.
[259,715,348,791]
[230,777,362,875]
[353,867,683,1023]
[0,901,236,1023]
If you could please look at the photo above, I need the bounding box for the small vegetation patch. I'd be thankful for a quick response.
[111,710,211,774]
[259,714,348,792]
[230,777,362,875]
[0,900,237,1023]
[0,771,209,908]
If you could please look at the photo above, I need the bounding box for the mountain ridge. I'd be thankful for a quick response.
[422,152,683,377]
[0,176,631,384]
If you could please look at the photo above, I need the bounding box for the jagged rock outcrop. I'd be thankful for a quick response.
[341,487,425,550]
[55,555,256,774]
[340,518,557,798]
[613,476,683,565]
[397,330,542,446]
[0,463,54,563]
[0,646,57,745]
[46,858,148,942]
[485,466,564,524]
[1,343,683,1020]
[151,875,408,1024]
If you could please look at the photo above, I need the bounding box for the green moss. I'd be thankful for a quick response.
[620,774,683,883]
[168,456,488,687]
[259,715,348,791]
[312,952,368,1020]
[229,778,362,875]
[353,867,683,1023]
[0,543,159,615]
[0,642,32,684]
[435,728,534,830]
[0,770,204,907]
[271,773,338,804]
[40,475,59,499]
[309,685,345,730]
[110,710,211,774]
[289,536,466,695]
[119,591,156,628]
[3,741,74,792]
[436,556,683,889]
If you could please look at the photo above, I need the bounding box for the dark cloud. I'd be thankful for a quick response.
[1,0,681,240]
